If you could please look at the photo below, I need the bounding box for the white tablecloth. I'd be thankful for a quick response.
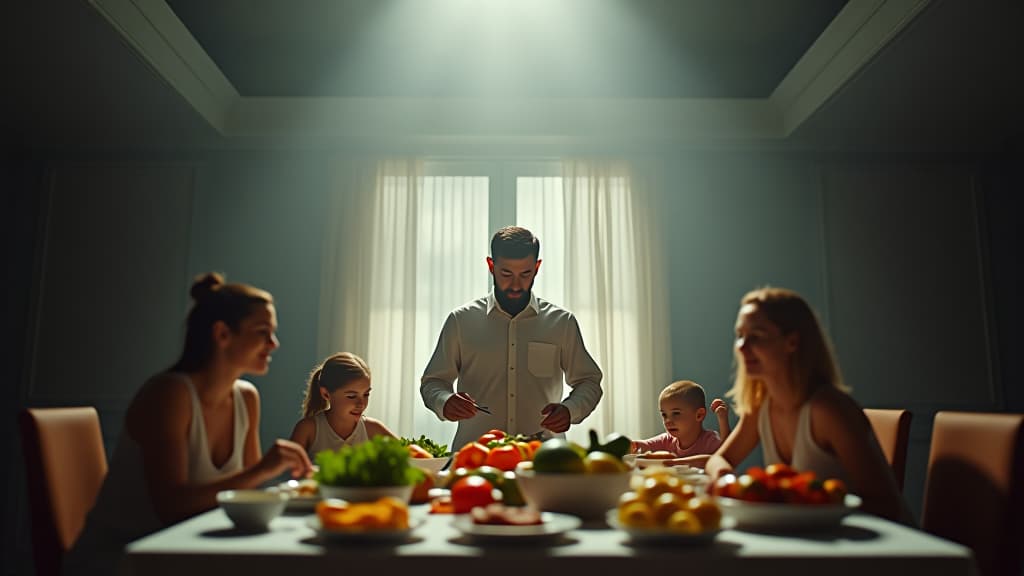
[124,507,976,576]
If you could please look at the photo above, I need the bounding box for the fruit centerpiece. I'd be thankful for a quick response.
[513,431,632,519]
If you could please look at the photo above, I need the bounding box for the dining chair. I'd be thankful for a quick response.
[863,408,912,492]
[19,406,108,576]
[921,411,1024,576]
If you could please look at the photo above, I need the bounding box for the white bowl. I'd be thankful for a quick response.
[515,469,631,519]
[318,484,414,503]
[409,457,448,476]
[216,490,288,531]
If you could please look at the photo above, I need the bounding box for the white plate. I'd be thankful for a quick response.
[283,494,320,512]
[717,493,861,530]
[605,509,727,545]
[451,512,581,540]
[634,457,675,469]
[305,515,422,543]
[267,481,321,512]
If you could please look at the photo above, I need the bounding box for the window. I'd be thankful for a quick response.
[325,158,668,449]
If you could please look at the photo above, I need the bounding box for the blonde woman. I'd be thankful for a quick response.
[705,287,910,522]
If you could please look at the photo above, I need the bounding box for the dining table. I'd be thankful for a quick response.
[123,504,977,576]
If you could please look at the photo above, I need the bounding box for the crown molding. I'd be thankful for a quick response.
[772,0,933,136]
[88,0,931,143]
[89,0,239,133]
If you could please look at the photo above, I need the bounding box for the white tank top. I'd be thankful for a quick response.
[184,376,248,479]
[65,374,249,576]
[307,412,369,457]
[758,397,849,483]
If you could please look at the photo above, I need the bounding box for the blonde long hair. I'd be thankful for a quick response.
[300,352,371,418]
[727,287,848,415]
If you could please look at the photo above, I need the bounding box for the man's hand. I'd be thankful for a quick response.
[539,403,571,433]
[443,392,479,421]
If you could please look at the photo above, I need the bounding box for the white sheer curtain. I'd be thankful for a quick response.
[517,160,671,443]
[319,159,488,445]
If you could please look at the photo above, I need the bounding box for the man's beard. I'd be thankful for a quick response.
[494,280,532,317]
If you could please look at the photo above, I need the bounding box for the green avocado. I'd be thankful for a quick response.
[587,429,632,460]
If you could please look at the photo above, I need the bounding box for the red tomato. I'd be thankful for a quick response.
[451,476,498,514]
[823,478,847,504]
[477,433,501,446]
[408,444,433,459]
[737,474,771,502]
[764,463,798,480]
[485,444,524,472]
[713,474,740,498]
[485,429,507,440]
[453,442,489,469]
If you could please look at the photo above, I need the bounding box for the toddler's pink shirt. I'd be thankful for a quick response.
[633,429,723,457]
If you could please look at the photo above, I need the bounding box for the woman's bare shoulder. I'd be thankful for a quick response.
[127,372,192,431]
[809,387,868,435]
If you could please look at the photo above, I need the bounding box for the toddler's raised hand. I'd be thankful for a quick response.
[711,398,728,416]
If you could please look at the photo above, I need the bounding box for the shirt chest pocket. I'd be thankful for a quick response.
[527,342,559,378]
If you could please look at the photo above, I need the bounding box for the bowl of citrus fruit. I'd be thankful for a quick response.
[515,433,632,520]
[608,468,725,543]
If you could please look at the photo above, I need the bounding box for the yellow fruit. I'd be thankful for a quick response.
[651,492,687,526]
[638,475,682,503]
[686,497,722,530]
[618,501,654,528]
[618,491,643,508]
[666,510,702,534]
[584,451,628,474]
[532,439,586,474]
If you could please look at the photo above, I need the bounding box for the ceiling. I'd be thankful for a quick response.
[6,0,1020,152]
[164,0,847,99]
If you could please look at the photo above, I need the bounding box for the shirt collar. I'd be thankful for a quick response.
[487,291,540,318]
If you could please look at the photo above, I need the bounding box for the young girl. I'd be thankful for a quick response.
[632,380,731,468]
[66,273,313,576]
[290,352,397,457]
[705,287,910,523]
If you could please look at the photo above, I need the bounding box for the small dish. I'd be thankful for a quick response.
[268,479,320,512]
[451,512,581,541]
[217,490,288,531]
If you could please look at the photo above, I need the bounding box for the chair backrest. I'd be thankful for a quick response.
[19,407,108,576]
[863,408,912,491]
[922,411,1024,576]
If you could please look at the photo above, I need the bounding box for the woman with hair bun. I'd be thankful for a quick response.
[65,273,312,576]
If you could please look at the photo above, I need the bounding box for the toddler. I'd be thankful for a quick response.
[632,380,730,467]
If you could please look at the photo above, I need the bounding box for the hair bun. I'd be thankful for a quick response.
[190,272,225,301]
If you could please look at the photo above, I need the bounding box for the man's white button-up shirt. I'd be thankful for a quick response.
[421,292,603,451]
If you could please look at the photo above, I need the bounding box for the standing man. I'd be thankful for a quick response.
[421,226,603,451]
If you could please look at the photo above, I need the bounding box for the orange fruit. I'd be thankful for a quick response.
[686,497,722,530]
[618,501,654,528]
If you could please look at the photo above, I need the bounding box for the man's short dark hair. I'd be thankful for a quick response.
[490,226,540,261]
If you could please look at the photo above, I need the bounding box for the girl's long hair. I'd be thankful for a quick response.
[300,352,372,418]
